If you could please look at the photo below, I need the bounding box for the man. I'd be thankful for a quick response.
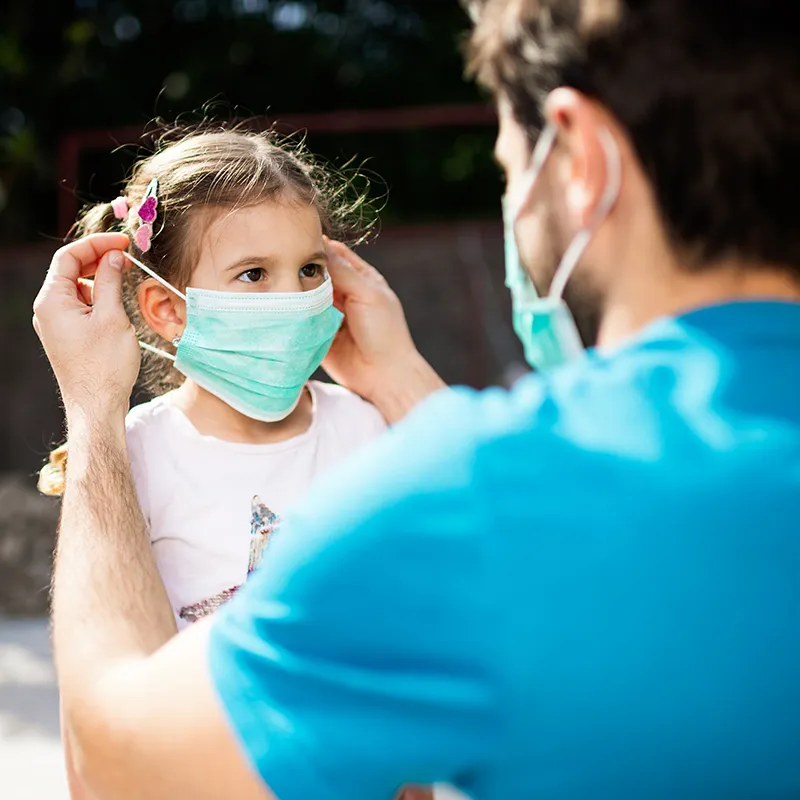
[33,1,800,798]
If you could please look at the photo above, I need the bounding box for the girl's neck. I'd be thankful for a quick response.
[167,379,314,444]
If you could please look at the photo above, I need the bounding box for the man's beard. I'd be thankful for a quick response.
[524,205,603,349]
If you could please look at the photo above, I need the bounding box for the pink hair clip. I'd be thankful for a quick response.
[111,195,129,220]
[135,224,153,252]
[138,195,157,223]
[133,179,159,253]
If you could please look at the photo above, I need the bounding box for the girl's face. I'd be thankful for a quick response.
[190,196,327,293]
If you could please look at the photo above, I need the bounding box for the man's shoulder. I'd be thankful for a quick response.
[301,369,600,527]
[397,340,721,503]
[404,351,656,459]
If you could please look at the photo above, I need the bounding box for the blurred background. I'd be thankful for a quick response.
[0,2,521,795]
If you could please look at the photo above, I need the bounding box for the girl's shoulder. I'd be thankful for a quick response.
[124,395,187,461]
[309,381,387,438]
[125,394,174,436]
[123,396,179,521]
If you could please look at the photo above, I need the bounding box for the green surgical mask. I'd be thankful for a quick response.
[124,253,343,422]
[502,123,621,371]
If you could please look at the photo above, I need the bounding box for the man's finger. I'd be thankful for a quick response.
[333,240,388,286]
[328,240,371,274]
[77,278,94,307]
[92,251,126,317]
[324,239,360,293]
[48,233,130,283]
[325,239,384,296]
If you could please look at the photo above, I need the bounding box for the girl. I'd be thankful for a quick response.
[40,127,439,800]
[39,127,387,626]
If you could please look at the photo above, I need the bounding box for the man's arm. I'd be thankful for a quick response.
[35,236,272,799]
[364,350,446,426]
[53,413,175,690]
[58,415,270,799]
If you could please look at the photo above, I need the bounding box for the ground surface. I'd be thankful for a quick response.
[0,618,468,800]
[0,618,68,800]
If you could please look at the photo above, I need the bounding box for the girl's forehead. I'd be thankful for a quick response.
[193,199,325,271]
[204,200,322,245]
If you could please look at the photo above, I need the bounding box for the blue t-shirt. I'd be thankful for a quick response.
[208,301,800,800]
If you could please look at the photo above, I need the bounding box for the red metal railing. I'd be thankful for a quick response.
[57,102,496,236]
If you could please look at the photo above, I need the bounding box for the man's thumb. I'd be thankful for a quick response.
[92,250,126,316]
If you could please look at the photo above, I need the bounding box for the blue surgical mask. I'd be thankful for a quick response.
[123,254,343,422]
[502,123,621,371]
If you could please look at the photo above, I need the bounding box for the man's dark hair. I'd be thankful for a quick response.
[466,0,800,272]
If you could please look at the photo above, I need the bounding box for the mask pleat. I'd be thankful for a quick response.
[173,278,344,421]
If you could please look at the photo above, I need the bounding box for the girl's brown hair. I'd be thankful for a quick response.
[39,125,377,497]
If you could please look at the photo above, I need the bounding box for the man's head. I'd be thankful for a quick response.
[466,0,800,345]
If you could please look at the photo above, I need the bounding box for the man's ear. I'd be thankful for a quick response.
[138,279,186,343]
[546,88,617,230]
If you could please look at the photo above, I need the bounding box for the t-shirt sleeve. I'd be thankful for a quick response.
[125,407,152,530]
[313,380,388,445]
[360,395,389,437]
[341,390,388,443]
[207,388,503,800]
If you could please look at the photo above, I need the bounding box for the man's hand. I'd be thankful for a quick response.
[32,233,139,422]
[324,239,446,423]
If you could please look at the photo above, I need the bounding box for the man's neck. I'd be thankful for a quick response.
[598,258,800,351]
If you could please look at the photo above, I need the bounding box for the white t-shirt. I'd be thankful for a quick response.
[126,381,387,629]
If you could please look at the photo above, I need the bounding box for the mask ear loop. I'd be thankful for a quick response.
[509,124,559,223]
[138,340,176,362]
[122,251,187,301]
[549,127,622,301]
[505,124,559,301]
[121,251,186,362]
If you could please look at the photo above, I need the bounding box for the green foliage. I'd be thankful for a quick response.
[0,0,501,242]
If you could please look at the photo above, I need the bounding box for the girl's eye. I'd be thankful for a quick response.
[238,267,266,283]
[300,263,321,279]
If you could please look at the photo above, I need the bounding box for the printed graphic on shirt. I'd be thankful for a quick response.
[178,586,240,624]
[179,496,281,624]
[249,496,279,573]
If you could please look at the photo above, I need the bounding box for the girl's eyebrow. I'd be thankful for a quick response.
[223,255,275,273]
[223,251,328,273]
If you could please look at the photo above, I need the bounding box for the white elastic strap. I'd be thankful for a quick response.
[530,124,559,181]
[550,127,622,301]
[138,340,176,362]
[122,251,187,301]
[507,124,559,222]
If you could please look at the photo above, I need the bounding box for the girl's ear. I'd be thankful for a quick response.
[138,278,186,343]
